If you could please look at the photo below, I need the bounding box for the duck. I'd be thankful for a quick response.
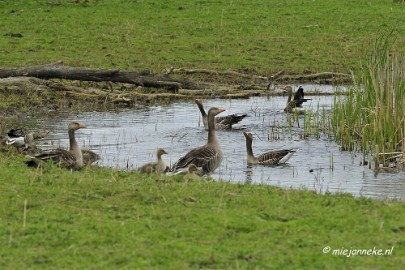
[281,86,311,113]
[26,122,86,169]
[6,128,50,149]
[243,131,297,165]
[195,99,246,130]
[138,148,169,174]
[171,107,225,175]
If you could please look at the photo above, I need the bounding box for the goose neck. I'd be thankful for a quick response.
[245,138,254,158]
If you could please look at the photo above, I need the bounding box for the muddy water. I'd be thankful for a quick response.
[31,88,405,201]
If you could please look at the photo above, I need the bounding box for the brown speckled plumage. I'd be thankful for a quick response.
[172,107,225,175]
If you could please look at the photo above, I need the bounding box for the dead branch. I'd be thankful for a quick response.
[172,68,269,81]
[278,72,351,81]
[0,62,200,92]
[267,70,285,89]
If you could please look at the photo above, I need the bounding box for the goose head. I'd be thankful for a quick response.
[188,163,198,174]
[157,148,168,157]
[207,107,225,117]
[243,131,253,142]
[68,122,86,131]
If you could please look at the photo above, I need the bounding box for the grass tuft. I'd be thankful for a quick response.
[331,33,404,171]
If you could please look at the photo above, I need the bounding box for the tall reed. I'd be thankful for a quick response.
[332,35,404,169]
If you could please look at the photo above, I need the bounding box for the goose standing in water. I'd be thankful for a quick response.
[171,107,225,175]
[6,128,50,149]
[243,131,296,165]
[138,148,169,174]
[195,99,246,130]
[281,86,311,113]
[26,122,86,169]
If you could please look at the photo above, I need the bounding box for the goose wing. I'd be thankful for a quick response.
[293,88,311,107]
[172,145,222,174]
[32,149,77,168]
[293,98,312,107]
[215,114,247,129]
[257,149,296,165]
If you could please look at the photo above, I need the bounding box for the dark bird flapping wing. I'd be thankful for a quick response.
[216,114,247,128]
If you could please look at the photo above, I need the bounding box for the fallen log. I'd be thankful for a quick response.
[0,62,201,92]
[267,70,285,89]
[171,67,351,85]
[278,72,351,81]
[171,68,269,81]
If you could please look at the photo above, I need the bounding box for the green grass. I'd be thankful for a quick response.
[0,152,405,269]
[0,0,404,74]
[1,1,405,269]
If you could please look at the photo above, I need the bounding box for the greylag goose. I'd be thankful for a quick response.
[195,99,246,130]
[6,128,50,149]
[26,122,86,169]
[81,149,102,166]
[171,107,225,175]
[138,148,169,174]
[281,86,311,113]
[243,131,296,165]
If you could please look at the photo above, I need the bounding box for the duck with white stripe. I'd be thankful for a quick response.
[6,128,50,149]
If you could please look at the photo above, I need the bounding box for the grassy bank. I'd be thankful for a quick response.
[0,0,404,74]
[1,1,405,269]
[0,152,405,269]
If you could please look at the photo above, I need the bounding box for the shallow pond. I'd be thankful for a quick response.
[27,86,405,201]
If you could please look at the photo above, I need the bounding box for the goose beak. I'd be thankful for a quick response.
[79,124,87,129]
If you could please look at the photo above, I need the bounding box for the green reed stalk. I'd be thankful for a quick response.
[332,35,404,168]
